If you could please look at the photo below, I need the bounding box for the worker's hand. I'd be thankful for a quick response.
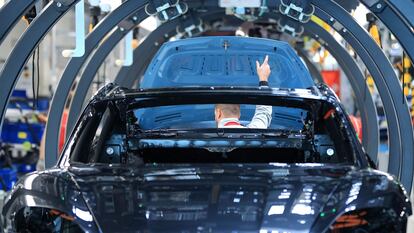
[256,55,271,82]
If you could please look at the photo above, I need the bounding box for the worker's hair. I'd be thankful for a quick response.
[215,104,241,117]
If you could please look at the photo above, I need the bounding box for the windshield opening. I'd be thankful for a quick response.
[67,100,358,166]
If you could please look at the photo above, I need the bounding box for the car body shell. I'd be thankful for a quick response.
[2,84,411,232]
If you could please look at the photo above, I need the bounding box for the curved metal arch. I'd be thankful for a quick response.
[380,0,414,28]
[0,0,79,135]
[311,0,413,195]
[380,0,414,197]
[114,12,379,160]
[360,1,414,71]
[0,0,37,44]
[303,22,379,163]
[66,10,225,136]
[296,48,324,84]
[44,0,150,168]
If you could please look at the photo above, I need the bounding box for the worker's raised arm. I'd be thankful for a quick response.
[248,55,272,129]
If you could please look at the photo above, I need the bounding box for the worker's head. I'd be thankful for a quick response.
[214,104,241,125]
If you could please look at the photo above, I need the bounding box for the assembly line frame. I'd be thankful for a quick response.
[0,0,413,194]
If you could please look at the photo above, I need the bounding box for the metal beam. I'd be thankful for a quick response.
[0,0,36,44]
[44,0,149,168]
[383,0,414,28]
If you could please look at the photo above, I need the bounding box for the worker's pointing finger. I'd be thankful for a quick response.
[256,60,260,69]
[264,55,269,63]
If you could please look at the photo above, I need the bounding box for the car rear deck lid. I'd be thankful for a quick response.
[141,36,315,89]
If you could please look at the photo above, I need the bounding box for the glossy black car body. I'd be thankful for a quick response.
[1,84,412,233]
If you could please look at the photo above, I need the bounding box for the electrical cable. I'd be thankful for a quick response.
[403,52,406,104]
[32,49,36,110]
[103,59,107,85]
[36,46,40,109]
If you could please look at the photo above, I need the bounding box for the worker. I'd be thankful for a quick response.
[215,55,272,128]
